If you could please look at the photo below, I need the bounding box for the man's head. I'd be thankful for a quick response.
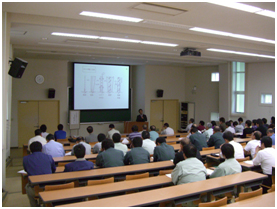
[142,131,150,139]
[233,121,238,127]
[156,137,166,146]
[256,119,263,127]
[180,137,190,150]
[35,129,42,136]
[219,117,225,124]
[109,124,115,130]
[73,144,86,158]
[252,131,261,140]
[138,109,143,114]
[112,133,121,143]
[223,131,234,142]
[142,124,147,130]
[206,122,212,129]
[262,118,267,125]
[76,136,85,143]
[261,136,272,149]
[150,125,156,131]
[199,120,205,126]
[190,127,198,134]
[213,126,221,134]
[40,124,47,132]
[97,133,106,142]
[163,123,169,128]
[132,137,143,148]
[30,141,42,153]
[245,120,251,128]
[87,126,93,134]
[189,118,195,124]
[57,124,63,130]
[252,119,257,126]
[267,128,274,137]
[101,138,114,150]
[221,143,235,159]
[182,144,197,159]
[271,116,275,124]
[132,125,138,132]
[238,117,243,124]
[225,121,231,127]
[46,134,54,142]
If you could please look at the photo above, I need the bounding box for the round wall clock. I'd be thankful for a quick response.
[35,75,44,84]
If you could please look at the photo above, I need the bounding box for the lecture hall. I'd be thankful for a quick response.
[2,2,275,207]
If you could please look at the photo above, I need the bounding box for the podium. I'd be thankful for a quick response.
[124,121,148,133]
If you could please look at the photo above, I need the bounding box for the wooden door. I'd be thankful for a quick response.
[18,101,39,146]
[163,100,179,132]
[150,100,163,132]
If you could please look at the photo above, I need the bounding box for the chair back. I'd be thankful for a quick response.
[236,187,262,201]
[268,184,275,193]
[166,135,175,139]
[236,156,250,162]
[246,134,252,137]
[58,162,70,167]
[202,146,215,151]
[126,172,149,181]
[89,142,97,146]
[159,169,173,176]
[167,142,176,145]
[56,138,68,142]
[44,182,74,191]
[87,177,114,186]
[198,196,227,207]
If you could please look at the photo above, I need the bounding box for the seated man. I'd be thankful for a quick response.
[171,144,206,185]
[149,125,159,141]
[28,129,47,151]
[244,131,261,159]
[256,119,267,137]
[222,131,244,159]
[207,126,225,149]
[113,133,128,156]
[40,124,49,138]
[219,117,226,132]
[106,124,120,139]
[253,136,275,193]
[173,138,202,166]
[197,120,205,132]
[92,133,106,154]
[42,134,65,158]
[210,143,241,178]
[262,118,269,129]
[224,121,235,134]
[139,124,148,134]
[84,126,97,143]
[203,122,213,141]
[252,119,258,131]
[189,127,208,151]
[23,141,56,207]
[54,124,66,140]
[96,138,124,168]
[183,118,194,132]
[64,144,94,172]
[238,117,245,128]
[153,137,175,162]
[234,120,244,133]
[71,137,91,156]
[141,131,156,155]
[267,128,275,146]
[124,137,150,165]
[128,125,142,141]
[160,123,174,135]
[241,120,253,138]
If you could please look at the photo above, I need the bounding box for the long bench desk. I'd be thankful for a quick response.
[29,160,174,186]
[57,171,267,207]
[53,154,98,163]
[39,175,173,206]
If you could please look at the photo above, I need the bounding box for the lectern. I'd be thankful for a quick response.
[124,121,148,133]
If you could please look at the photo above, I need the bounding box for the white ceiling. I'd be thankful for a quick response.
[3,2,275,66]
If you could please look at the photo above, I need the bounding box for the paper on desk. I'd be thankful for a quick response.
[170,159,173,162]
[206,168,214,175]
[166,174,172,178]
[243,160,253,165]
[65,151,72,156]
[122,138,129,144]
[17,170,27,174]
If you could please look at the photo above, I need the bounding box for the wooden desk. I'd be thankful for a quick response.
[29,160,174,186]
[223,192,275,207]
[53,154,98,163]
[124,121,148,133]
[39,175,173,205]
[57,171,267,207]
[233,137,251,143]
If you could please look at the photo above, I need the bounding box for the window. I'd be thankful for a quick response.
[211,72,219,82]
[232,62,245,113]
[261,94,272,104]
[210,112,219,121]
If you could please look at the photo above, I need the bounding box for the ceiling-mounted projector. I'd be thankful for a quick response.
[180,48,201,57]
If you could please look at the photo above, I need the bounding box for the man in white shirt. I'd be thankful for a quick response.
[112,133,128,156]
[244,131,261,159]
[40,124,49,138]
[183,118,194,132]
[42,134,65,157]
[203,122,213,141]
[223,121,235,134]
[28,129,47,151]
[222,131,244,159]
[160,123,174,135]
[106,124,120,139]
[253,136,275,193]
[71,137,91,156]
[141,131,156,155]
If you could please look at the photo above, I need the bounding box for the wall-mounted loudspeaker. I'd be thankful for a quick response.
[8,57,28,78]
[48,88,56,98]
[157,89,164,98]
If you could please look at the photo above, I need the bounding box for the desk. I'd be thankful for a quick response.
[223,192,275,207]
[233,137,251,143]
[57,171,267,207]
[29,160,174,186]
[53,154,98,163]
[39,175,173,205]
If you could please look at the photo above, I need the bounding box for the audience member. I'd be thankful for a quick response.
[160,123,174,135]
[106,124,120,139]
[92,133,106,154]
[71,137,91,156]
[219,117,226,132]
[252,119,257,131]
[139,124,148,134]
[211,121,216,129]
[262,118,269,129]
[234,121,243,133]
[241,120,253,138]
[64,144,94,172]
[189,127,208,151]
[244,131,261,159]
[54,124,66,140]
[28,129,47,151]
[42,134,65,158]
[153,137,175,162]
[222,131,244,159]
[149,125,159,141]
[84,126,97,143]
[203,122,213,141]
[238,117,245,128]
[224,121,235,134]
[256,119,267,137]
[141,131,156,155]
[184,118,194,132]
[113,133,128,155]
[128,125,141,141]
[268,116,275,130]
[197,120,205,132]
[40,124,49,138]
[136,109,147,122]
[267,128,275,145]
[207,126,225,149]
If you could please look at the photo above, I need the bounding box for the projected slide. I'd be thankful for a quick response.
[74,63,129,110]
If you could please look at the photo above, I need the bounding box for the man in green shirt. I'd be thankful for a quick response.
[210,143,241,178]
[153,137,175,162]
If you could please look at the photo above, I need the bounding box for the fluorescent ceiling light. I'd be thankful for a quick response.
[141,41,178,47]
[99,37,141,43]
[209,2,275,18]
[190,27,275,44]
[80,11,143,22]
[207,48,275,59]
[51,32,99,39]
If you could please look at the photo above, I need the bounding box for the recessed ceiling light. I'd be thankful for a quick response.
[256,9,275,18]
[189,27,275,44]
[207,48,275,59]
[141,41,178,47]
[51,32,99,39]
[79,11,143,22]
[99,37,141,43]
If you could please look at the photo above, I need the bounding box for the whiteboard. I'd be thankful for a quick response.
[70,110,80,129]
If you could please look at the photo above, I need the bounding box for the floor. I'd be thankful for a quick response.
[3,148,30,207]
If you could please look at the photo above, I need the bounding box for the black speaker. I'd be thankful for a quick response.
[48,88,55,98]
[157,89,163,97]
[8,57,28,78]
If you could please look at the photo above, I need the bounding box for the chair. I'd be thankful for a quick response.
[167,142,176,145]
[236,156,250,162]
[268,184,275,193]
[235,187,262,202]
[159,169,173,176]
[166,135,176,139]
[58,162,70,167]
[202,146,215,151]
[125,172,149,181]
[246,134,252,137]
[198,196,227,207]
[56,138,68,142]
[89,142,97,146]
[87,177,114,186]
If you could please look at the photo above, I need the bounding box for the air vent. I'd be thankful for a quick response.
[142,20,192,29]
[10,30,27,35]
[133,3,187,16]
[65,39,99,44]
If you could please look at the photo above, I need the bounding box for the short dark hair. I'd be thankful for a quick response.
[257,119,263,126]
[58,124,63,130]
[109,124,115,129]
[271,116,275,124]
[245,120,251,127]
[142,131,150,139]
[74,144,86,158]
[238,117,243,122]
[46,134,54,141]
[97,133,106,142]
[112,133,121,143]
[40,124,47,132]
[223,131,234,142]
[190,127,198,134]
[35,129,42,136]
[138,109,143,112]
[252,119,257,125]
[233,121,238,126]
[150,125,156,131]
[262,118,267,124]
[211,121,216,127]
[221,143,234,159]
[189,118,195,123]
[30,141,42,153]
[132,137,143,147]
[253,131,261,140]
[156,137,166,145]
[226,121,231,127]
[199,120,205,126]
[87,126,93,133]
[164,123,169,128]
[180,138,189,147]
[101,139,114,150]
[182,144,197,158]
[261,136,272,148]
[219,117,225,123]
[76,137,85,142]
[213,126,221,132]
[142,124,147,130]
[132,125,138,132]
